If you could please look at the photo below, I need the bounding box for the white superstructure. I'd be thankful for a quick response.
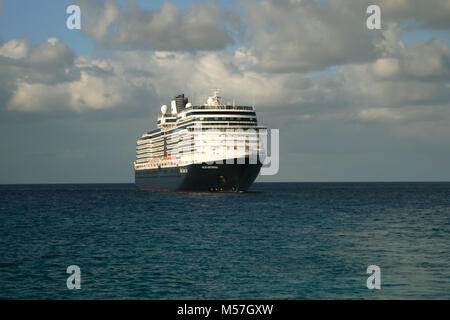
[134,91,267,171]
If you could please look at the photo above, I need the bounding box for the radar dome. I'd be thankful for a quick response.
[161,105,168,114]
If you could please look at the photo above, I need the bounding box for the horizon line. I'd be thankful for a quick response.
[1,181,450,186]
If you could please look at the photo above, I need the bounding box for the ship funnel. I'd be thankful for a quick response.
[174,94,188,113]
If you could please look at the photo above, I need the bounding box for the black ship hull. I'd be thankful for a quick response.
[135,158,261,192]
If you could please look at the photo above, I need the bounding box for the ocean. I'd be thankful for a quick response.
[0,182,449,299]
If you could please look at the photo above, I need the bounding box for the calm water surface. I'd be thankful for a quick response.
[0,182,449,299]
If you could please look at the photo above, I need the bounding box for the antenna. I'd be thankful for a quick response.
[210,88,221,97]
[209,88,222,105]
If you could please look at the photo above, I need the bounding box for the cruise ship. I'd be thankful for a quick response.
[134,91,267,192]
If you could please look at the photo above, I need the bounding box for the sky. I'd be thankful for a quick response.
[0,0,449,183]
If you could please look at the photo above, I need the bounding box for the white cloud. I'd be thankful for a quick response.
[371,39,450,80]
[379,0,450,29]
[0,38,78,87]
[7,81,69,112]
[401,40,450,79]
[3,34,449,126]
[1,38,154,112]
[1,1,449,131]
[0,39,29,59]
[68,70,131,111]
[72,0,450,74]
[237,0,450,73]
[29,38,74,68]
[77,0,238,51]
[7,59,155,112]
[240,0,380,72]
[372,58,400,78]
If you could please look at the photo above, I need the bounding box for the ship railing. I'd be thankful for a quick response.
[184,105,254,111]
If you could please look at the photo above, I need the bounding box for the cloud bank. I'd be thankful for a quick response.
[76,0,239,51]
[0,0,449,182]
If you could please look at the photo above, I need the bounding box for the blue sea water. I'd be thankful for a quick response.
[0,182,449,299]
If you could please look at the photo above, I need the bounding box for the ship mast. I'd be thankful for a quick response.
[206,88,222,106]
